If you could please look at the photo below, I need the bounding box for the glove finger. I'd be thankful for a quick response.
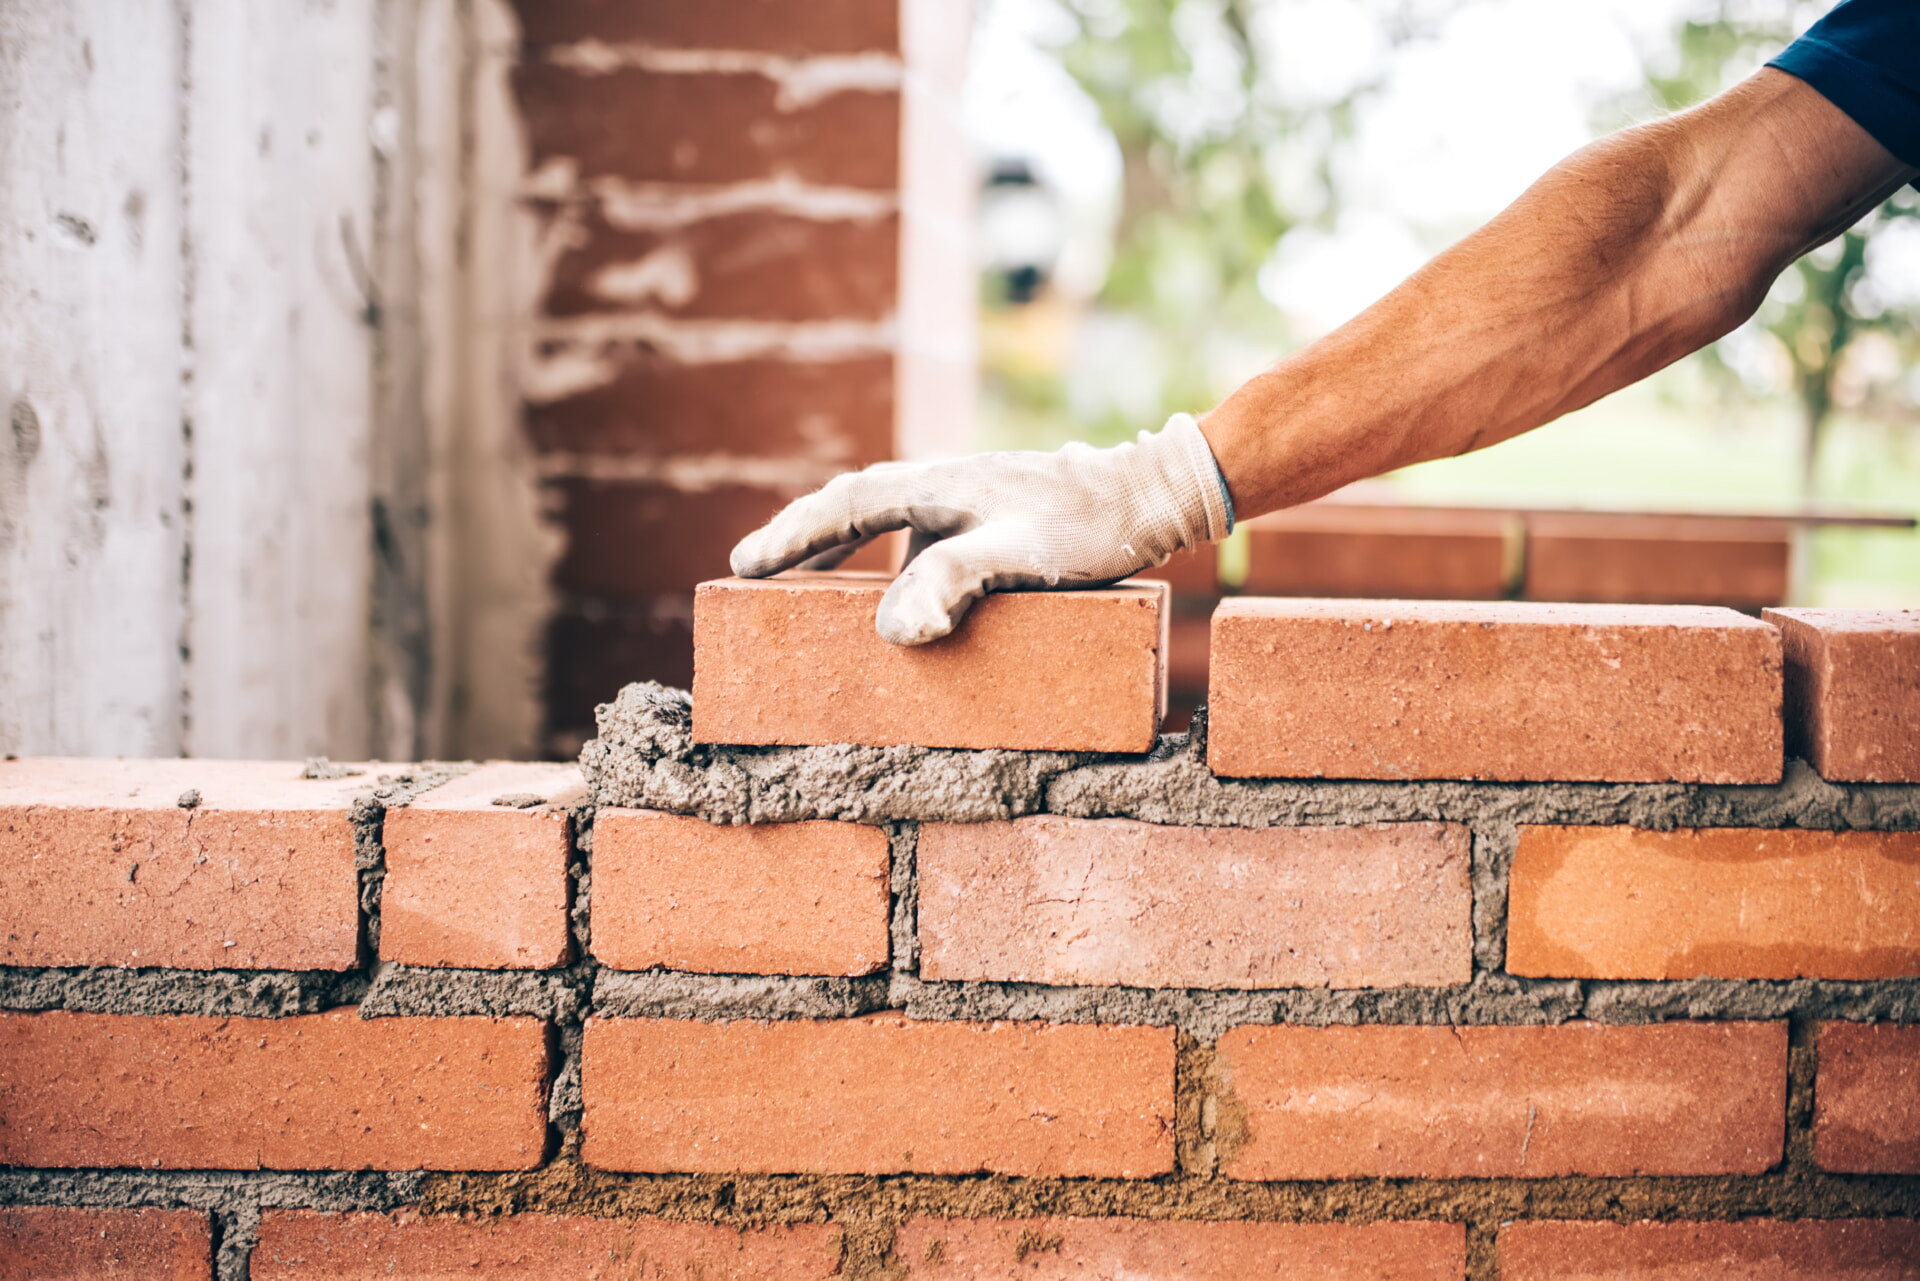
[730,464,926,579]
[874,525,1031,645]
[901,527,942,569]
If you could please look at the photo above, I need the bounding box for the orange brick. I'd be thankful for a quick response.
[380,763,582,970]
[1243,505,1515,599]
[591,810,891,976]
[692,573,1168,752]
[1766,608,1920,782]
[0,758,364,970]
[1215,1022,1786,1179]
[0,1010,549,1170]
[512,0,901,53]
[582,1015,1174,1177]
[1207,600,1781,782]
[918,817,1470,990]
[1508,827,1920,980]
[0,1207,210,1280]
[1816,1022,1920,1174]
[253,1210,842,1279]
[895,1218,1466,1279]
[1525,512,1790,608]
[1498,1219,1920,1279]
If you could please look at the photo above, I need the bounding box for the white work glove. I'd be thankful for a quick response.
[730,412,1234,645]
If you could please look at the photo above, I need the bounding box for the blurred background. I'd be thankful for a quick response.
[2,0,1913,760]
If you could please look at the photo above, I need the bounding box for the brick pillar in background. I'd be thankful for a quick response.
[511,0,976,754]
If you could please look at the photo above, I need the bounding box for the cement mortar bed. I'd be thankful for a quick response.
[4,681,1918,1281]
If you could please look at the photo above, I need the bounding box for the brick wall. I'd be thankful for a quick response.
[516,0,975,752]
[2,596,1916,1279]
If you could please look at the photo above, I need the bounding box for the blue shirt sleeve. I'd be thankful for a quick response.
[1767,0,1920,167]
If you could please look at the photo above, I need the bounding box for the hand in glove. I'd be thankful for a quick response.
[729,412,1235,645]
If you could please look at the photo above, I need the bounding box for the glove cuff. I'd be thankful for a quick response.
[1160,412,1235,545]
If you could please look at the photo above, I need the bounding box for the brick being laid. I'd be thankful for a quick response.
[0,757,367,970]
[1765,607,1920,782]
[1207,599,1782,782]
[1214,1021,1787,1180]
[581,1015,1175,1177]
[692,572,1168,752]
[1507,826,1920,980]
[918,816,1471,990]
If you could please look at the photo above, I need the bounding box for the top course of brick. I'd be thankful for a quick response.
[1766,608,1920,783]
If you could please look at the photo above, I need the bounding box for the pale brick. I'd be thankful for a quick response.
[0,1010,549,1170]
[1816,1021,1920,1174]
[1766,608,1920,782]
[692,572,1168,752]
[582,1015,1173,1177]
[0,758,366,969]
[0,1207,210,1280]
[919,817,1471,989]
[1243,504,1515,599]
[1499,1219,1920,1278]
[380,762,583,970]
[1508,826,1920,980]
[592,810,890,976]
[1215,1022,1786,1180]
[1207,599,1781,782]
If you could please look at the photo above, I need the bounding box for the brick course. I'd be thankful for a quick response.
[0,1206,211,1280]
[1215,1022,1787,1179]
[0,1010,549,1170]
[380,763,583,970]
[0,758,361,970]
[582,1015,1175,1177]
[918,817,1471,989]
[1207,599,1782,782]
[591,810,891,975]
[1243,505,1515,600]
[1816,1021,1920,1174]
[512,0,901,53]
[1766,608,1920,782]
[1524,512,1790,608]
[692,573,1168,752]
[1498,1219,1920,1278]
[1507,826,1920,980]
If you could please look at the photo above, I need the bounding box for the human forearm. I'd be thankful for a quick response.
[1201,68,1917,517]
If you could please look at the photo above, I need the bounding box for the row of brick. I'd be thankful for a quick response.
[6,759,1918,980]
[692,574,1920,782]
[11,1206,1920,1279]
[1,1013,1913,1176]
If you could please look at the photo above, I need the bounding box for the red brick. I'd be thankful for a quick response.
[918,817,1471,990]
[1508,827,1920,981]
[1243,505,1515,599]
[1816,1021,1920,1173]
[592,810,890,975]
[544,210,899,322]
[380,763,583,970]
[1215,1021,1786,1179]
[1207,599,1782,782]
[1765,608,1920,782]
[1499,1219,1920,1279]
[253,1209,842,1279]
[895,1218,1466,1279]
[1526,512,1790,608]
[515,66,899,188]
[1134,545,1218,598]
[0,758,364,970]
[546,598,694,742]
[513,0,900,53]
[0,1010,549,1170]
[582,1015,1174,1176]
[554,480,797,596]
[525,352,894,463]
[0,1207,211,1280]
[692,572,1168,752]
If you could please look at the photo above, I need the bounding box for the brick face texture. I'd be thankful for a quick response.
[253,1210,844,1279]
[693,573,1168,751]
[0,1206,211,1280]
[1507,826,1920,980]
[894,1218,1468,1279]
[0,1010,549,1170]
[1766,607,1920,782]
[582,1015,1175,1177]
[0,758,360,970]
[1816,1021,1920,1173]
[918,817,1471,989]
[1214,1022,1787,1179]
[380,763,583,970]
[1498,1219,1920,1278]
[1207,599,1782,782]
[591,810,891,975]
